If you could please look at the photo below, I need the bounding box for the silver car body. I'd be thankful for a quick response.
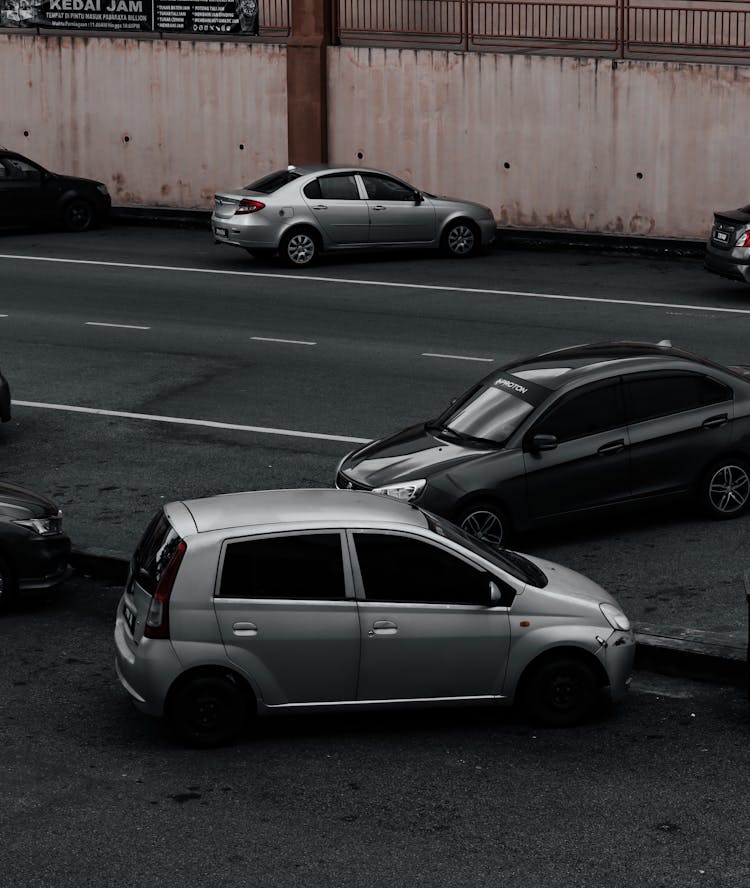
[210,164,496,261]
[114,489,634,724]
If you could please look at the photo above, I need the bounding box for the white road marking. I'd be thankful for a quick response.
[422,352,494,362]
[1,253,747,315]
[251,336,317,346]
[11,400,370,444]
[0,314,7,318]
[85,322,151,330]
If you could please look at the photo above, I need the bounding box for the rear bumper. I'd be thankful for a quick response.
[211,213,280,250]
[704,247,750,283]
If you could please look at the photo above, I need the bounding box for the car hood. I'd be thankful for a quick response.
[426,193,494,216]
[341,423,501,487]
[0,481,60,520]
[522,553,621,608]
[54,173,106,190]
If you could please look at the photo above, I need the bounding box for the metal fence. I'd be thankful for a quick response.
[333,0,750,61]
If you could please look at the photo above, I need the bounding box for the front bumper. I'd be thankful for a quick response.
[603,628,636,701]
[16,533,71,591]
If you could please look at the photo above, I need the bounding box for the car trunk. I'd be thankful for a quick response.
[711,206,750,249]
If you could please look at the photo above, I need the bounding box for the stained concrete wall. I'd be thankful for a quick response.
[0,34,287,208]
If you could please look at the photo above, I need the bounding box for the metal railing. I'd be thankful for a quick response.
[333,0,750,61]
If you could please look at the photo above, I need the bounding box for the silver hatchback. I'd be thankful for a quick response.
[211,164,497,267]
[114,489,634,747]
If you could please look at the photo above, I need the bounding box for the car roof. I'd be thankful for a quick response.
[498,340,736,391]
[178,488,429,534]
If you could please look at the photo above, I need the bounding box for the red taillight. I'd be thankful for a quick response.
[234,199,265,215]
[739,231,750,247]
[143,539,187,640]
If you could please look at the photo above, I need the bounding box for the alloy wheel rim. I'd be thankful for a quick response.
[69,204,91,230]
[448,225,474,255]
[460,510,504,546]
[709,465,750,513]
[288,235,315,265]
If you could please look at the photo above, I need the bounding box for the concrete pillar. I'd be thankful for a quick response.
[287,0,331,165]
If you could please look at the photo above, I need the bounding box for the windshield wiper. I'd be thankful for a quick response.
[424,422,499,447]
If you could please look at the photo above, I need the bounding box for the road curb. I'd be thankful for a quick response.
[70,547,748,690]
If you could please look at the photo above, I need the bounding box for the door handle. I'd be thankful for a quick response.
[368,620,398,636]
[371,205,387,211]
[703,414,728,429]
[597,439,625,456]
[311,205,328,210]
[232,622,258,636]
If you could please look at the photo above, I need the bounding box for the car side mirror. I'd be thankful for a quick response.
[489,581,502,606]
[414,190,424,204]
[530,433,558,452]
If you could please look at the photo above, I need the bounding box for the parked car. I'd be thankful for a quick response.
[0,481,71,611]
[114,488,634,747]
[336,340,750,547]
[211,164,496,267]
[0,367,10,423]
[705,204,750,283]
[0,148,111,232]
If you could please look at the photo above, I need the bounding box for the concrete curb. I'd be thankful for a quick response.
[70,547,749,690]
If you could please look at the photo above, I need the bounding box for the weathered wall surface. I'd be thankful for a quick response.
[328,47,750,239]
[2,33,748,237]
[0,34,287,208]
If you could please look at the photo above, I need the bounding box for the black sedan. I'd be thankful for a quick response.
[0,148,111,232]
[705,204,750,284]
[0,482,71,611]
[336,341,750,546]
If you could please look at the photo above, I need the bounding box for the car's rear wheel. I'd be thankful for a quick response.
[441,218,479,258]
[167,674,248,748]
[520,655,598,728]
[700,458,750,519]
[456,502,510,548]
[279,228,320,268]
[0,555,17,614]
[61,198,96,233]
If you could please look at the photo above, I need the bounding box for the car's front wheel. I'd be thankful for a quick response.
[167,674,249,748]
[456,502,510,548]
[61,198,96,232]
[441,218,479,258]
[279,228,320,268]
[700,458,750,519]
[520,655,599,728]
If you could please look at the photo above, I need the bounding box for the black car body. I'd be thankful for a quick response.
[705,205,750,283]
[0,367,9,423]
[0,149,111,232]
[0,481,71,610]
[336,341,750,545]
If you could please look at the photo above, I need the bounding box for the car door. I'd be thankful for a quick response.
[359,172,436,244]
[623,371,734,498]
[523,379,631,520]
[212,531,361,705]
[350,531,512,701]
[301,172,370,244]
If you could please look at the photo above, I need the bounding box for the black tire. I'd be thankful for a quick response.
[455,501,510,548]
[61,198,96,233]
[520,655,598,728]
[700,458,750,519]
[441,218,480,258]
[279,228,320,268]
[167,675,248,748]
[0,554,17,614]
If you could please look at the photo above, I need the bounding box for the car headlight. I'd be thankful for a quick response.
[96,183,109,196]
[371,479,426,502]
[12,513,63,536]
[600,603,631,631]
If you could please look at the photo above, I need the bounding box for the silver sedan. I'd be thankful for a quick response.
[211,164,497,267]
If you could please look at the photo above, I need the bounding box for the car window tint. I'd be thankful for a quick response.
[133,510,182,596]
[361,174,415,201]
[219,533,345,599]
[4,158,40,180]
[533,382,625,442]
[354,533,490,605]
[313,174,360,201]
[624,373,732,424]
[244,169,301,193]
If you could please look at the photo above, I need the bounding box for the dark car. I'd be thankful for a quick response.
[0,481,71,611]
[0,148,111,233]
[705,204,750,283]
[0,367,9,423]
[336,340,750,546]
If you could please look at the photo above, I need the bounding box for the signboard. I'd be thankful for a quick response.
[0,0,258,32]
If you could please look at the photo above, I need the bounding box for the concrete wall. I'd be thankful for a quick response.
[0,33,287,208]
[2,32,749,237]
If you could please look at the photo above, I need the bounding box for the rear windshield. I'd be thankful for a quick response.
[244,169,301,194]
[132,510,182,595]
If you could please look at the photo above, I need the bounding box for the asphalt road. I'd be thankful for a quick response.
[1,225,750,642]
[0,574,748,888]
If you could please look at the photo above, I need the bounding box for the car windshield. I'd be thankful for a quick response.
[423,510,548,587]
[430,384,535,445]
[244,169,301,194]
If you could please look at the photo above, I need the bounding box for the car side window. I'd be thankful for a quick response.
[531,381,625,443]
[353,533,492,606]
[624,372,732,424]
[218,533,346,599]
[4,158,41,180]
[303,174,360,201]
[360,174,416,202]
